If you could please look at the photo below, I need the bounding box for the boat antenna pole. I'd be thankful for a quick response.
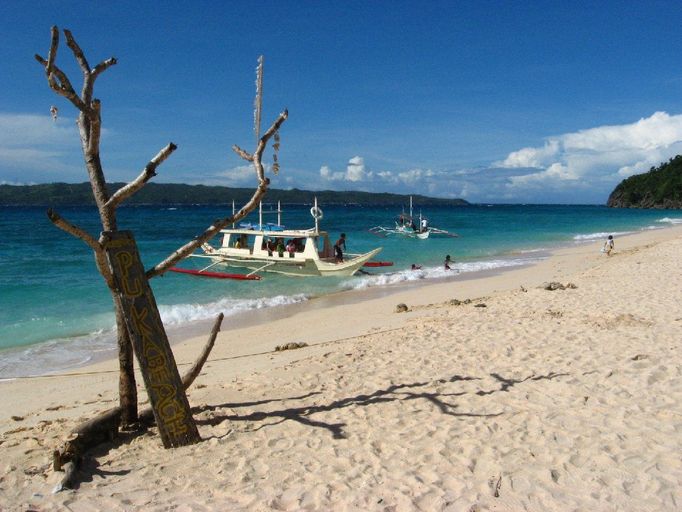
[259,201,263,229]
[410,195,413,219]
[232,200,235,228]
[277,200,281,226]
[314,196,319,234]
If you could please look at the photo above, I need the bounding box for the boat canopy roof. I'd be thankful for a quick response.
[220,227,327,238]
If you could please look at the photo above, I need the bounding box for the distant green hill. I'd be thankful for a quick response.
[607,155,682,209]
[0,182,469,207]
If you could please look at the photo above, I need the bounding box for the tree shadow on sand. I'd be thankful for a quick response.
[193,371,565,440]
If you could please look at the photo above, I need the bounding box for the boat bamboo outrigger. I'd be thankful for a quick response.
[171,199,384,279]
[369,196,458,240]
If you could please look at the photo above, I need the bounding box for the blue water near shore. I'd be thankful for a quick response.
[1,203,681,378]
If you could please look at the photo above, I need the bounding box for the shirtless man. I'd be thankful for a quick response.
[334,233,346,262]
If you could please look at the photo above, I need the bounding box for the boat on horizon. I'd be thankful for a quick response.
[369,196,458,240]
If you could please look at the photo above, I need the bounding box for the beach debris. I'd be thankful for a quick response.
[520,285,527,292]
[448,298,472,306]
[10,415,24,421]
[474,303,487,308]
[395,303,409,313]
[550,469,560,483]
[275,342,308,352]
[542,281,577,291]
[489,474,502,497]
[631,354,649,361]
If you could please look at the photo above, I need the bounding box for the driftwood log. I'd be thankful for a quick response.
[52,313,224,492]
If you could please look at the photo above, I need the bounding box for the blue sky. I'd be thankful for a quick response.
[2,1,682,203]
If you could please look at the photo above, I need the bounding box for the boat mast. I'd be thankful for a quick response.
[409,196,413,219]
[259,201,263,229]
[232,200,235,228]
[277,200,281,226]
[314,196,319,234]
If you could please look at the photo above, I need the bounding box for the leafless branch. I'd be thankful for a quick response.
[92,57,117,81]
[232,144,254,161]
[46,26,58,73]
[64,29,90,76]
[47,208,100,252]
[145,178,270,279]
[35,30,88,112]
[106,143,177,210]
[147,109,287,278]
[181,313,224,388]
[47,209,115,288]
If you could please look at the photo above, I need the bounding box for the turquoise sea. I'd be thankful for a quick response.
[1,203,681,379]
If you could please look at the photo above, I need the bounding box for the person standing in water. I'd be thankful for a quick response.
[444,254,453,270]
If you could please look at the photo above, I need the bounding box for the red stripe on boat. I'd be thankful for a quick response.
[363,261,394,267]
[169,267,261,280]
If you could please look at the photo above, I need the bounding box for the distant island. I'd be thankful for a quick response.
[0,182,469,207]
[607,155,682,209]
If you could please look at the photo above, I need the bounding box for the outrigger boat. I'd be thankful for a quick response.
[369,196,458,240]
[171,199,384,279]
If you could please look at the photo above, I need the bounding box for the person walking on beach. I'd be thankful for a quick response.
[334,233,346,262]
[603,235,614,256]
[444,254,453,270]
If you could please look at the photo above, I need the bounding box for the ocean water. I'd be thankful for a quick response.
[1,203,681,378]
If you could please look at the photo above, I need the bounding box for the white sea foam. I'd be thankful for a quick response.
[573,230,633,242]
[158,293,308,326]
[658,217,682,225]
[0,293,309,379]
[344,257,542,290]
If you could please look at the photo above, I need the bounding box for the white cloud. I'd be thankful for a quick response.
[496,112,682,198]
[320,156,371,182]
[0,112,85,181]
[198,164,258,187]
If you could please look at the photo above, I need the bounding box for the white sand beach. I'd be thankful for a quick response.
[2,225,682,511]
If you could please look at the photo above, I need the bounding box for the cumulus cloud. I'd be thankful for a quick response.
[320,156,371,182]
[496,112,682,198]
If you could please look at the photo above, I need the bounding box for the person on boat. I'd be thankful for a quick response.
[334,233,346,262]
[266,238,276,256]
[444,254,453,270]
[603,235,614,256]
[286,239,296,257]
[276,238,285,257]
[421,218,428,233]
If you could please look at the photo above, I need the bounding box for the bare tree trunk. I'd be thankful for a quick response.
[114,296,137,426]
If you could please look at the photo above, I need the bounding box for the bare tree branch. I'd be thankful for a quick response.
[47,208,116,288]
[47,208,100,252]
[105,143,177,210]
[92,57,117,81]
[64,29,90,77]
[146,109,288,278]
[181,313,224,388]
[35,30,88,113]
[231,145,254,161]
[46,26,58,74]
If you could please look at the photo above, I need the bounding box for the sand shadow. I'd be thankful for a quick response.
[194,373,504,439]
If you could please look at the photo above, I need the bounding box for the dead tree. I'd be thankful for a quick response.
[35,25,287,451]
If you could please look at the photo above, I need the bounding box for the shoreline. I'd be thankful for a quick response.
[2,222,678,382]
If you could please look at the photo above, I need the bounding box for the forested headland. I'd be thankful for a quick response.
[0,182,469,207]
[607,155,682,209]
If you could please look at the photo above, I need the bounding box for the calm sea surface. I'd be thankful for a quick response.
[1,203,681,378]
